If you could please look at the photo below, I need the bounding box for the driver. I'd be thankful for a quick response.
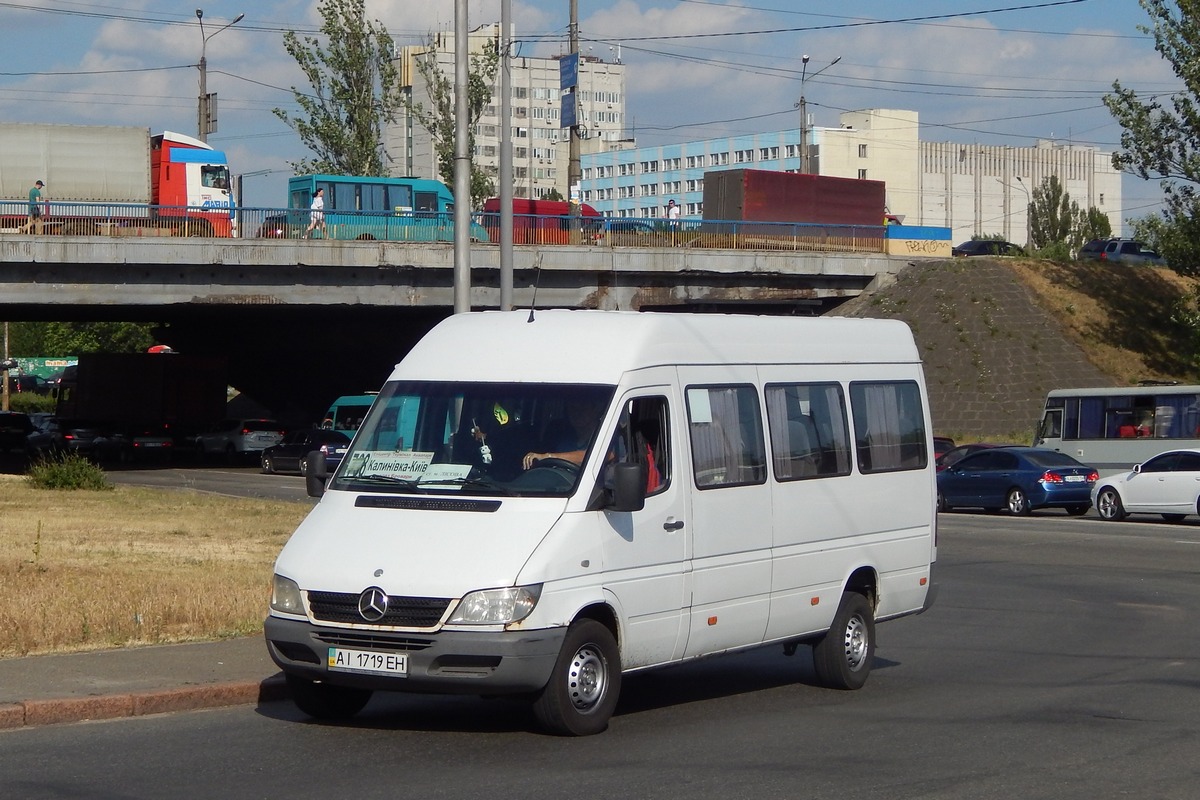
[523,396,604,470]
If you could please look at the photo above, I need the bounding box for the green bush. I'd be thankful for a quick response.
[26,452,113,491]
[8,393,55,414]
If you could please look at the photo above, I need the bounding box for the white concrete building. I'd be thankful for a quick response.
[579,109,1122,244]
[387,23,627,202]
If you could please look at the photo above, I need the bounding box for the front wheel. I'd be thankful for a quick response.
[1096,487,1126,521]
[812,591,875,690]
[1007,487,1031,516]
[532,619,621,736]
[261,454,275,474]
[285,674,372,720]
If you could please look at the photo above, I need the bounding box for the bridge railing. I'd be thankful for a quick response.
[1,202,887,254]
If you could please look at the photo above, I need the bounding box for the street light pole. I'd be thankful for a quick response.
[798,54,840,174]
[1015,175,1033,250]
[196,8,244,144]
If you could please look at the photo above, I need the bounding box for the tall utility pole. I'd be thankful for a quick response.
[797,54,839,174]
[196,9,243,143]
[499,0,513,311]
[452,0,471,313]
[567,0,581,235]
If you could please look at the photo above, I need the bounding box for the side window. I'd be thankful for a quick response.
[608,396,670,495]
[333,182,357,211]
[415,191,439,215]
[765,382,852,481]
[686,385,767,489]
[850,380,928,473]
[1141,453,1177,473]
[389,184,413,213]
[994,451,1019,470]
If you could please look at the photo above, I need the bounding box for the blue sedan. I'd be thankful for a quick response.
[937,446,1098,515]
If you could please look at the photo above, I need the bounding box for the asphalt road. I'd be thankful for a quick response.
[1,511,1197,799]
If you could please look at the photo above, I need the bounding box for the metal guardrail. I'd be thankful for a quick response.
[1,202,888,254]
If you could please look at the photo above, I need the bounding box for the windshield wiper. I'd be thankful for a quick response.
[416,475,517,495]
[342,474,425,491]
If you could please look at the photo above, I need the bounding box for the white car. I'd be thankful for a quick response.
[197,418,285,459]
[1092,449,1200,522]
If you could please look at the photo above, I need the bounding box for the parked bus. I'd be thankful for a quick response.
[1035,384,1200,473]
[285,175,488,243]
[321,394,377,439]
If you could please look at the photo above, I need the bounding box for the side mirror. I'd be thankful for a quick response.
[305,450,328,498]
[1132,463,1142,474]
[608,462,646,513]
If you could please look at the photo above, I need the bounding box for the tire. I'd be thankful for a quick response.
[261,454,275,474]
[532,619,621,736]
[285,674,372,720]
[1006,487,1031,516]
[936,490,951,513]
[299,454,311,477]
[1096,487,1126,521]
[1065,505,1089,516]
[224,443,237,464]
[812,591,875,690]
[1161,513,1186,523]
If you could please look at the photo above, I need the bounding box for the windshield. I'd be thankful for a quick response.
[330,381,615,497]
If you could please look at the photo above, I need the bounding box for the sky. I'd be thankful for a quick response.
[0,0,1182,223]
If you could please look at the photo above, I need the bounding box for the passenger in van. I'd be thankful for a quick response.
[523,396,604,469]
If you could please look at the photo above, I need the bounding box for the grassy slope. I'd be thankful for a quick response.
[837,257,1200,439]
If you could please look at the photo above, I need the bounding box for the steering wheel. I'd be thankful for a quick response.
[530,457,580,475]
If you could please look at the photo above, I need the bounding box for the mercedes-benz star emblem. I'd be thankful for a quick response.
[358,586,389,622]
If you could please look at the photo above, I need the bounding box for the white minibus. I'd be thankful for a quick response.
[266,310,937,735]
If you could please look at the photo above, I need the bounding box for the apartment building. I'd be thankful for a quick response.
[386,23,627,201]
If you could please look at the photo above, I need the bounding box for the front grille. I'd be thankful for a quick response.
[315,631,436,651]
[308,590,452,628]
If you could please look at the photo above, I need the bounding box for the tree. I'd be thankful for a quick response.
[1079,206,1113,242]
[273,0,404,176]
[9,322,156,356]
[1104,0,1200,275]
[1028,175,1082,250]
[406,37,500,209]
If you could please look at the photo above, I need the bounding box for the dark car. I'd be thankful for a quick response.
[26,418,128,461]
[260,429,351,475]
[933,436,956,460]
[0,411,35,452]
[936,442,1008,472]
[255,212,305,239]
[6,374,53,395]
[936,446,1098,515]
[952,239,1025,257]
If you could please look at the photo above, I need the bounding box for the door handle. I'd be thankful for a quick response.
[663,518,685,531]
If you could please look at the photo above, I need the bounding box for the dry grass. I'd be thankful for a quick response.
[1009,260,1200,386]
[0,476,309,658]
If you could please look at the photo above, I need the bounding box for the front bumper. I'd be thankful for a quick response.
[264,615,566,695]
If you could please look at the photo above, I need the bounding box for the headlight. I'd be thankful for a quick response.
[270,574,305,615]
[447,585,542,625]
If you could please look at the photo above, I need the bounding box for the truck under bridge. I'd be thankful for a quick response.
[0,236,913,422]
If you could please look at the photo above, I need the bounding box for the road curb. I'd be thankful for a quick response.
[0,674,289,730]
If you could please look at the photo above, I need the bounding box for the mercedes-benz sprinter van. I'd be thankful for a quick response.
[266,310,937,735]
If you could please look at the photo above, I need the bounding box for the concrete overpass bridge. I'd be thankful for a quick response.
[0,236,913,422]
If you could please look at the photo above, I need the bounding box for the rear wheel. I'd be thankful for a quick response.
[1006,487,1031,516]
[812,591,875,690]
[285,674,372,720]
[1065,505,1089,516]
[936,490,951,513]
[1096,487,1126,521]
[532,619,621,736]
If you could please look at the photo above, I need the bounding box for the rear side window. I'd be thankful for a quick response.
[764,382,852,480]
[686,385,767,488]
[850,381,928,473]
